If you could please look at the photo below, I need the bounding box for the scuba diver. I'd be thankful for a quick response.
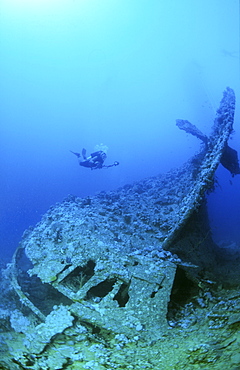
[70,147,119,170]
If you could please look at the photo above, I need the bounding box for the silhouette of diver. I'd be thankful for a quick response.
[70,148,119,170]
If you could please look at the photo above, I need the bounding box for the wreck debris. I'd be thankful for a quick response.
[163,87,236,248]
[8,245,46,321]
[1,87,239,369]
[176,88,239,177]
[176,119,208,144]
[220,144,240,176]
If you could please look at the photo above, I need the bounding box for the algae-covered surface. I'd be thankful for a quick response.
[0,88,239,370]
[1,285,240,369]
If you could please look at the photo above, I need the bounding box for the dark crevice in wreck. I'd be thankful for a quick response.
[18,269,72,316]
[113,282,130,307]
[166,199,240,286]
[167,266,199,322]
[85,278,117,302]
[16,248,72,315]
[61,260,96,293]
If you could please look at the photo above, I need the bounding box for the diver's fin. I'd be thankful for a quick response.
[82,148,87,159]
[70,150,81,158]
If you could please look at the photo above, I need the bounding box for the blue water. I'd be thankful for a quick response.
[0,0,239,261]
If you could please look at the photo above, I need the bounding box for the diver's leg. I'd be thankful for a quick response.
[82,148,87,159]
[70,150,81,158]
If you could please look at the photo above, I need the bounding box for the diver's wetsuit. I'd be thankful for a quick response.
[70,149,119,170]
[80,151,107,170]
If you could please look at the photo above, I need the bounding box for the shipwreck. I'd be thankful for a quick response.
[0,87,240,370]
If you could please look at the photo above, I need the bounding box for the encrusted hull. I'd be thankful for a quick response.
[1,88,239,370]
